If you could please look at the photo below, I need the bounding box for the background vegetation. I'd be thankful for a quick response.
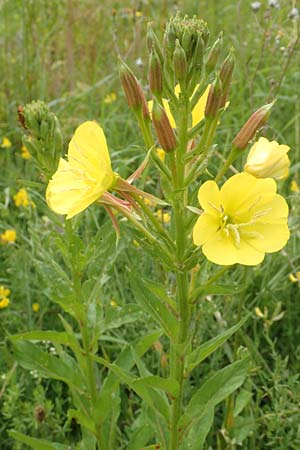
[0,0,299,448]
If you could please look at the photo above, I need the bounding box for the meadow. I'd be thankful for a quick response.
[0,0,300,449]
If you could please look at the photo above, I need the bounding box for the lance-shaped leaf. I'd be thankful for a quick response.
[179,355,250,434]
[186,315,249,373]
[179,408,214,450]
[9,431,69,450]
[130,273,179,340]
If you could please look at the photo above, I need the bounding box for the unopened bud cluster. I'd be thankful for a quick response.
[21,101,63,179]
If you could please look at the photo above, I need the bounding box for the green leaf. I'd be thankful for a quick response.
[127,406,155,450]
[12,340,86,394]
[9,431,69,450]
[234,389,252,417]
[130,273,179,340]
[133,375,179,398]
[186,315,250,373]
[179,356,250,434]
[100,303,145,332]
[179,408,214,450]
[9,330,79,351]
[193,284,245,298]
[68,409,96,435]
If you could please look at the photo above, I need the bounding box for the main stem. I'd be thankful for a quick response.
[170,96,190,450]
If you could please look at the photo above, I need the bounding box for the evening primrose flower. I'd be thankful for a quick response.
[290,180,299,192]
[46,121,118,219]
[1,137,12,148]
[104,92,117,104]
[193,172,289,266]
[32,303,40,312]
[155,209,171,224]
[244,137,290,179]
[289,272,300,283]
[1,229,17,244]
[148,84,210,129]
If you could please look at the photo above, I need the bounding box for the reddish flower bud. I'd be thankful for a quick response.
[232,102,274,150]
[205,75,222,118]
[149,48,163,96]
[119,57,150,119]
[152,101,177,152]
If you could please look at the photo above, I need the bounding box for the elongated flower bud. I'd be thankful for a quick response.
[152,101,177,152]
[205,32,223,73]
[205,75,222,118]
[219,49,235,107]
[232,102,274,150]
[173,39,187,82]
[119,57,149,119]
[149,48,163,96]
[147,23,164,64]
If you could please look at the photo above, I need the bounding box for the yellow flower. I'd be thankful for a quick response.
[21,145,31,159]
[1,229,17,244]
[0,286,10,298]
[290,180,299,192]
[46,121,117,219]
[104,92,117,104]
[1,137,12,148]
[193,172,290,266]
[0,286,10,309]
[135,10,143,17]
[0,298,9,309]
[110,299,118,307]
[13,188,35,208]
[155,209,171,224]
[32,303,40,312]
[156,147,165,162]
[244,137,290,179]
[148,84,210,129]
[289,272,300,283]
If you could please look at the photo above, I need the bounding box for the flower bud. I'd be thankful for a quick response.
[205,74,222,118]
[164,23,176,59]
[244,137,290,179]
[173,39,187,83]
[22,100,63,179]
[219,49,235,107]
[192,35,205,69]
[232,102,274,150]
[205,32,223,73]
[149,48,163,96]
[147,23,164,64]
[152,101,177,152]
[119,57,149,119]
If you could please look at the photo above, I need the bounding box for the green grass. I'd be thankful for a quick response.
[0,1,300,449]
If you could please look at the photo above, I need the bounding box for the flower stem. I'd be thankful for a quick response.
[169,94,190,450]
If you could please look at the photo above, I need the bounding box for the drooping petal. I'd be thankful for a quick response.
[197,180,221,215]
[193,212,220,246]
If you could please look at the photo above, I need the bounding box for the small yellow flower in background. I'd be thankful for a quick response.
[143,197,155,207]
[104,92,117,104]
[46,121,117,219]
[155,209,171,224]
[156,147,165,162]
[290,180,299,192]
[244,137,290,179]
[21,144,31,159]
[254,306,267,318]
[289,272,300,283]
[148,84,211,129]
[110,299,118,307]
[0,286,10,310]
[1,137,12,148]
[32,303,40,312]
[193,172,290,266]
[1,229,17,244]
[135,10,143,17]
[13,188,35,208]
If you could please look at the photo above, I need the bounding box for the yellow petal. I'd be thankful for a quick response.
[197,180,221,215]
[68,121,112,179]
[193,212,219,246]
[220,173,277,218]
[202,230,265,266]
[244,222,290,253]
[191,84,210,127]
